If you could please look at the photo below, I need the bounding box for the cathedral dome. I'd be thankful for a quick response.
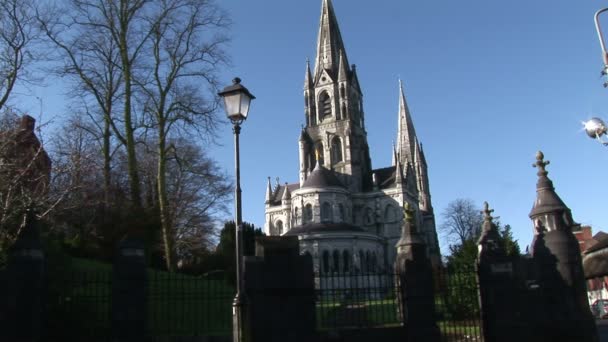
[301,164,344,189]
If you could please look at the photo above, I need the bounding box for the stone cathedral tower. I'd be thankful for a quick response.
[264,0,441,273]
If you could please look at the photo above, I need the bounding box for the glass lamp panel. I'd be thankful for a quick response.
[240,95,251,119]
[223,92,241,119]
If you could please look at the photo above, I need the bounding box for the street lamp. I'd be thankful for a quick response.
[218,77,255,342]
[584,117,608,145]
[595,8,608,84]
[584,10,608,146]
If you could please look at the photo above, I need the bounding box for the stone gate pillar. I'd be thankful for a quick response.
[394,203,440,342]
[0,210,45,342]
[477,202,530,341]
[529,151,598,342]
[243,236,316,342]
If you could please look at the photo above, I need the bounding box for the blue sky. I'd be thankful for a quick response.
[12,0,608,253]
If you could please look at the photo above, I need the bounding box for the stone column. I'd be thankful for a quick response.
[0,210,45,342]
[394,203,440,342]
[111,237,147,341]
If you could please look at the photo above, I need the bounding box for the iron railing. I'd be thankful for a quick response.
[314,272,401,330]
[435,267,484,342]
[43,265,235,340]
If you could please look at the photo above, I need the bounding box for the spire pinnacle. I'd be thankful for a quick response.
[282,182,291,201]
[265,177,272,203]
[304,59,313,90]
[338,50,349,82]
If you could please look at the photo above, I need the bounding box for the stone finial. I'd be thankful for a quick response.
[532,151,550,177]
[403,202,415,224]
[481,201,494,222]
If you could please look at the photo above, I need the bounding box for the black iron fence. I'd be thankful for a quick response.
[435,267,483,342]
[315,272,401,330]
[43,264,234,340]
[42,261,482,341]
[313,268,483,342]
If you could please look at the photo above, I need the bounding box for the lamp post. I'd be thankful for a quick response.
[583,10,608,146]
[218,77,255,342]
[596,8,608,83]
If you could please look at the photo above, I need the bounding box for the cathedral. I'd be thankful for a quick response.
[264,0,441,273]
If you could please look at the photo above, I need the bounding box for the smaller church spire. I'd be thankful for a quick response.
[338,50,348,82]
[395,160,403,185]
[304,58,313,90]
[265,177,272,204]
[282,182,292,201]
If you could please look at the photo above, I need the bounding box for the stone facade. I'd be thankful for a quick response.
[264,0,441,273]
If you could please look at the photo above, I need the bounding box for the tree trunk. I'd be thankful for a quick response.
[157,121,174,271]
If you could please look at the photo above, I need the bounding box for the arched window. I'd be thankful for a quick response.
[338,204,345,222]
[322,251,330,274]
[321,202,332,223]
[319,91,332,119]
[332,250,340,273]
[304,204,313,224]
[366,251,373,273]
[340,85,345,99]
[294,207,299,225]
[315,142,324,166]
[343,250,350,272]
[359,250,366,273]
[331,137,343,164]
[372,252,378,273]
[276,220,283,235]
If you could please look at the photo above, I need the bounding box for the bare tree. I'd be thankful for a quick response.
[138,0,230,271]
[40,6,124,209]
[41,0,157,210]
[167,139,231,259]
[440,198,483,246]
[0,0,46,110]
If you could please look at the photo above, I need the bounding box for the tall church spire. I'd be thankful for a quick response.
[314,0,349,81]
[396,79,417,165]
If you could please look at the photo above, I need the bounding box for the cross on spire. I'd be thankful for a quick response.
[481,201,494,222]
[532,150,550,177]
